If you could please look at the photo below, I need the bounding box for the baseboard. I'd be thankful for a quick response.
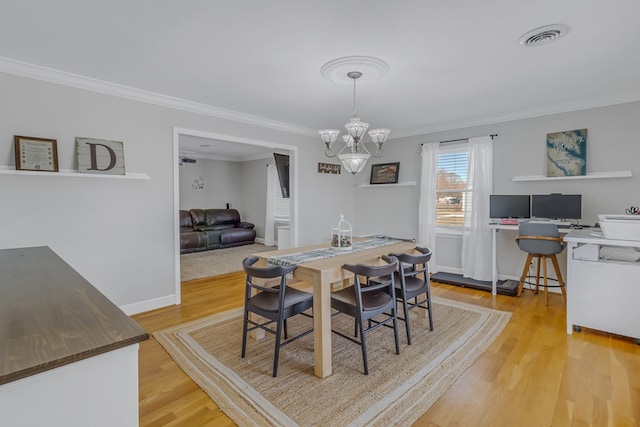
[255,237,265,244]
[119,294,176,315]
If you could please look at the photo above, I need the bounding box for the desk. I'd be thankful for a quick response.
[255,239,417,378]
[489,223,570,295]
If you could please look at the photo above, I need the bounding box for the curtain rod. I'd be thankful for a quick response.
[421,134,498,145]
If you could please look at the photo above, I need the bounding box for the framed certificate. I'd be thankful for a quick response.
[14,135,59,172]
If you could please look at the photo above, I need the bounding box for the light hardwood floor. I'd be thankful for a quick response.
[133,273,640,426]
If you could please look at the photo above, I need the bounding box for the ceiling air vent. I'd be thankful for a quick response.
[518,24,569,47]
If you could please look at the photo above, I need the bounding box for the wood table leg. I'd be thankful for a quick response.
[313,271,332,378]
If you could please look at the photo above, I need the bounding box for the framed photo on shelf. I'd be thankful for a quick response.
[14,135,59,172]
[370,162,400,184]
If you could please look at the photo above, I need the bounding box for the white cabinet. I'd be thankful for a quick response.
[565,230,640,343]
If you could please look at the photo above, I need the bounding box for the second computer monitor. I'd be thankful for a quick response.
[531,194,582,220]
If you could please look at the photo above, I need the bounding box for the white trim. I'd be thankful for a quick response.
[3,56,640,140]
[0,56,315,137]
[392,96,640,138]
[119,294,177,316]
[512,170,632,181]
[357,181,416,188]
[0,166,149,180]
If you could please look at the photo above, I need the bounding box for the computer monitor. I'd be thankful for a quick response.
[489,195,531,219]
[531,194,582,220]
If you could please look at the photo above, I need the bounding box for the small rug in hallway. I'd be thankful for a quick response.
[180,244,274,282]
[154,298,511,426]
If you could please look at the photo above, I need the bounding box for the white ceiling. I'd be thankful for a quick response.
[2,1,640,157]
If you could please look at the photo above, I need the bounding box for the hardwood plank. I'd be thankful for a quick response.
[134,273,640,426]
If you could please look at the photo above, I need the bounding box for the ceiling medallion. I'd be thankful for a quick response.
[320,56,389,86]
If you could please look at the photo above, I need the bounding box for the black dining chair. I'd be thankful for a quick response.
[241,256,313,377]
[388,246,433,345]
[330,255,400,375]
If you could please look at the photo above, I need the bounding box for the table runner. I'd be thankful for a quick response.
[267,237,403,267]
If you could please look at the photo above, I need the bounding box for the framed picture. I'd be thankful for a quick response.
[370,162,400,184]
[14,135,59,172]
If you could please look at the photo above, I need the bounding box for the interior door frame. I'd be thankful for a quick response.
[172,126,299,304]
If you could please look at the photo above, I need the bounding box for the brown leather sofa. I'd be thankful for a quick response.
[180,208,256,254]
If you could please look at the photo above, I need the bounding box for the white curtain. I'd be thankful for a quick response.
[461,136,493,281]
[418,142,439,273]
[264,164,276,246]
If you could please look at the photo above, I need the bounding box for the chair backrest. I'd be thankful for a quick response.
[242,256,297,300]
[517,222,565,256]
[389,246,432,280]
[342,256,399,308]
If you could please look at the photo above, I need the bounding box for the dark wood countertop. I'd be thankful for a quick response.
[0,246,149,385]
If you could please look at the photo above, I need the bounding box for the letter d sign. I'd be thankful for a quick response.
[76,137,126,175]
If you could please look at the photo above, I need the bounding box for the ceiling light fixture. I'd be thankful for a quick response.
[319,57,390,175]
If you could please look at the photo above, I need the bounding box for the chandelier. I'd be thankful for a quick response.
[319,70,390,175]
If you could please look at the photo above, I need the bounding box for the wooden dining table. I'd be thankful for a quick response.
[254,238,417,378]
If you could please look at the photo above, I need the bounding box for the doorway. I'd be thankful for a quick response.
[172,127,299,304]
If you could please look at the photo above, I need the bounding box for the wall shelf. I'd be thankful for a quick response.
[357,181,416,188]
[512,170,631,182]
[0,167,150,180]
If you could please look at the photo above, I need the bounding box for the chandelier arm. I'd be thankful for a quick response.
[324,149,338,158]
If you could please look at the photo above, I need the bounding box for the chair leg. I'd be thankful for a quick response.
[401,295,412,345]
[550,254,567,302]
[542,256,549,306]
[241,308,249,358]
[425,287,434,331]
[358,315,369,375]
[535,255,542,294]
[272,317,284,377]
[392,307,400,356]
[517,253,534,296]
[283,318,288,339]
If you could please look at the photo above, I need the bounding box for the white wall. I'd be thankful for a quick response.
[238,158,271,240]
[178,158,241,210]
[353,101,640,277]
[0,72,355,313]
[5,68,635,313]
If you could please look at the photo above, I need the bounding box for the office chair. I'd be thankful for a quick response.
[516,222,567,305]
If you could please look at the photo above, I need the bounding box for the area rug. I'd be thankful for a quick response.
[154,298,511,426]
[180,243,274,282]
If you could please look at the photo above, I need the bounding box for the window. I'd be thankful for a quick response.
[435,145,470,227]
[271,166,290,221]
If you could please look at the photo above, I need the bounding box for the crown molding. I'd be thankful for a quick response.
[393,92,640,138]
[0,56,317,137]
[2,56,640,141]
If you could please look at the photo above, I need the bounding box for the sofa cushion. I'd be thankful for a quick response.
[179,210,193,228]
[180,230,207,254]
[189,209,206,227]
[219,228,257,247]
[204,209,240,227]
